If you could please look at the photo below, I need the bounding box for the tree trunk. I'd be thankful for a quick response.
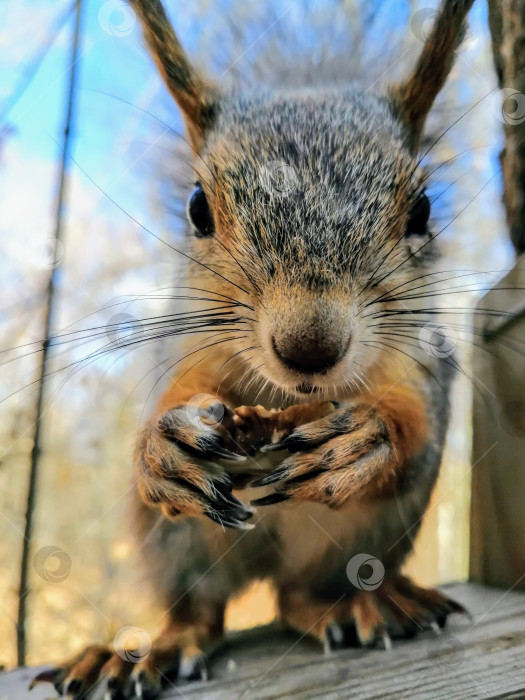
[16,0,83,666]
[487,0,525,254]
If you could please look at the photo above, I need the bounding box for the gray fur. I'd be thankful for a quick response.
[32,5,476,695]
[132,0,471,609]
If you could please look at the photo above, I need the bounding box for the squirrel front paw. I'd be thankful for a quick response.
[250,398,420,507]
[136,399,256,529]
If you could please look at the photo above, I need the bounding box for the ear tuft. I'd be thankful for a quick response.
[389,0,475,150]
[129,0,218,150]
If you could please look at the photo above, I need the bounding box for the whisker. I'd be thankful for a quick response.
[362,339,449,399]
[137,334,249,428]
[369,333,491,406]
[52,143,252,296]
[367,169,499,293]
[365,269,506,308]
[417,87,497,167]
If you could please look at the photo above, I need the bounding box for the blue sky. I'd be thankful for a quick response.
[0,0,514,329]
[1,0,186,257]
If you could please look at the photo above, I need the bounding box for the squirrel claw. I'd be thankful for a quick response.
[213,483,252,509]
[205,481,255,527]
[260,435,306,453]
[324,624,345,654]
[250,468,287,487]
[29,667,65,694]
[260,441,287,453]
[205,446,247,461]
[133,669,159,699]
[206,509,255,530]
[250,492,290,506]
[381,629,393,651]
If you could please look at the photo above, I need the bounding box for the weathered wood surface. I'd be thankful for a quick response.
[2,583,525,699]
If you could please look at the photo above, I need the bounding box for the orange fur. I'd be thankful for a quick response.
[351,592,385,645]
[366,385,429,465]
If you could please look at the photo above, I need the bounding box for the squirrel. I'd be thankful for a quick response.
[32,0,475,698]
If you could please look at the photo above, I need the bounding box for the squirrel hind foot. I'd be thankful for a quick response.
[279,577,468,655]
[30,622,217,699]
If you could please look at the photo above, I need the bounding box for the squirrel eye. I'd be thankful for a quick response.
[187,184,214,238]
[406,192,430,236]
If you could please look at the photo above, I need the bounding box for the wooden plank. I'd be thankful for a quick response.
[167,584,525,699]
[470,255,525,589]
[3,583,525,699]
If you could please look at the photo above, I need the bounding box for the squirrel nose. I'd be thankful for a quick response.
[272,334,343,374]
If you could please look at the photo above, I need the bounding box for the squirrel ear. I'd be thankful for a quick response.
[389,0,475,149]
[129,0,217,150]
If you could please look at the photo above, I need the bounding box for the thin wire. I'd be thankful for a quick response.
[16,0,83,666]
[0,0,77,136]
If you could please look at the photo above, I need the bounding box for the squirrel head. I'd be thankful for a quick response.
[130,0,474,398]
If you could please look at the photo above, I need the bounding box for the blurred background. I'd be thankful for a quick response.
[0,0,515,669]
